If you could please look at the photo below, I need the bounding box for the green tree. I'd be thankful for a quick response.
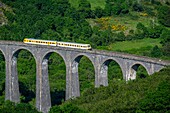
[78,0,94,18]
[0,101,40,113]
[150,45,162,57]
[61,103,87,113]
[139,81,170,112]
[160,29,170,56]
[94,7,104,18]
[49,106,62,113]
[162,42,170,56]
[158,5,170,27]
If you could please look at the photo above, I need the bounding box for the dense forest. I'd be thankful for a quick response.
[0,0,170,112]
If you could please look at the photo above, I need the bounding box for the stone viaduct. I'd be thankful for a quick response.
[0,41,170,113]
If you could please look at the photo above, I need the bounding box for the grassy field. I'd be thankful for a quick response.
[97,38,162,55]
[108,38,161,51]
[69,0,106,10]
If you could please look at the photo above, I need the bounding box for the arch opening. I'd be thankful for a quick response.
[43,52,66,106]
[15,49,36,104]
[100,59,123,86]
[0,51,5,97]
[75,55,95,95]
[108,60,123,81]
[130,64,149,80]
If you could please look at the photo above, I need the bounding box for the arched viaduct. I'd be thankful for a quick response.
[0,41,169,113]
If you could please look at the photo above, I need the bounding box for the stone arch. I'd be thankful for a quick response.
[41,51,66,106]
[11,48,36,103]
[12,47,36,61]
[42,50,66,66]
[70,53,95,97]
[72,53,95,67]
[0,49,5,96]
[99,58,124,86]
[129,62,149,80]
[0,48,6,61]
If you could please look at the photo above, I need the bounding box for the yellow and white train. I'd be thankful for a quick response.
[23,38,92,50]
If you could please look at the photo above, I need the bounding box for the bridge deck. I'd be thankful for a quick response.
[0,41,170,66]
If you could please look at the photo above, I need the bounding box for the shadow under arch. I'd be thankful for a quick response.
[72,54,95,95]
[129,63,149,80]
[12,49,36,103]
[0,50,5,96]
[99,58,123,86]
[42,51,66,106]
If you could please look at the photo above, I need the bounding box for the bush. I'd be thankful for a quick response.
[132,3,144,12]
[158,5,170,27]
[150,45,163,58]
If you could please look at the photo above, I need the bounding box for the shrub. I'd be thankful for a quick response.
[150,45,163,58]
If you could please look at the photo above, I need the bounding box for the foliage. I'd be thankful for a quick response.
[158,5,170,27]
[138,79,170,112]
[104,0,129,16]
[0,101,40,113]
[49,103,87,113]
[160,29,170,56]
[150,45,163,57]
[160,29,170,46]
[147,25,164,38]
[0,0,93,43]
[162,42,170,57]
[132,2,144,12]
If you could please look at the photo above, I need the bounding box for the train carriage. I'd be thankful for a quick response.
[23,38,57,46]
[23,38,92,50]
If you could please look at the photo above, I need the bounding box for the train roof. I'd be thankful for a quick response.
[24,38,91,46]
[24,38,56,42]
[57,41,91,46]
